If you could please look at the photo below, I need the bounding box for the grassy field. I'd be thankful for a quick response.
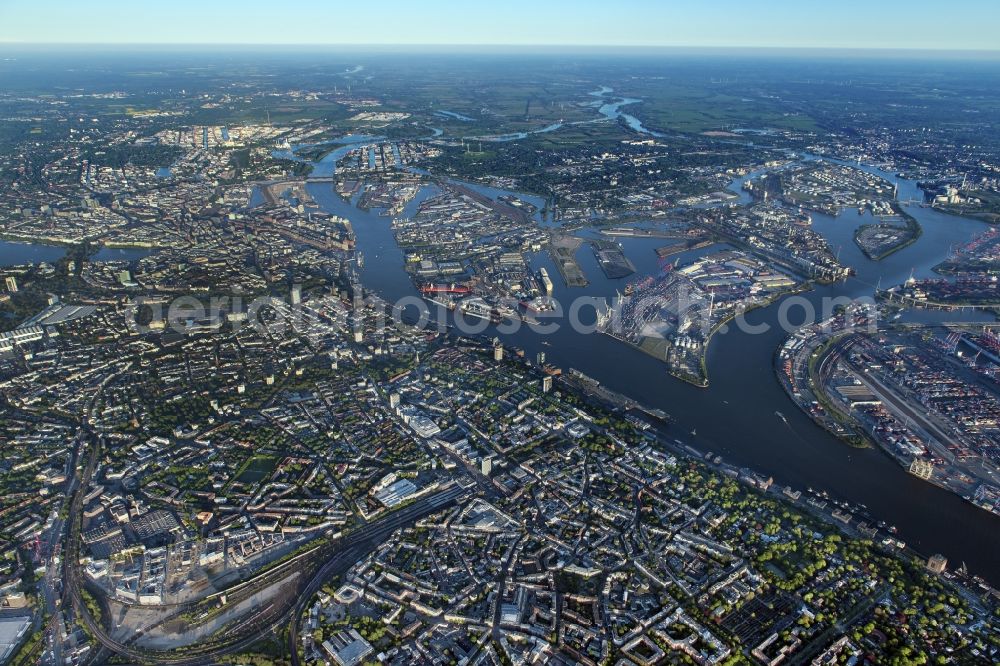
[234,454,280,485]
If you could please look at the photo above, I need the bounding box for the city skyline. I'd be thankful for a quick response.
[1,0,999,52]
[0,12,999,665]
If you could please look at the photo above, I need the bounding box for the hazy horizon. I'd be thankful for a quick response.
[2,0,999,52]
[2,44,1000,62]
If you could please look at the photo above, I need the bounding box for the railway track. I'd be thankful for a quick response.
[65,473,465,665]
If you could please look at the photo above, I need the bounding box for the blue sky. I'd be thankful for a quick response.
[1,0,997,51]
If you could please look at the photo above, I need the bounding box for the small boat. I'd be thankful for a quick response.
[775,411,787,423]
[690,428,697,437]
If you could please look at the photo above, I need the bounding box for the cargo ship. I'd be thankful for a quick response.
[420,282,472,295]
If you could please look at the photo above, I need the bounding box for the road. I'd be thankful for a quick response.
[287,483,466,665]
[850,361,957,456]
[63,436,465,666]
[49,364,130,665]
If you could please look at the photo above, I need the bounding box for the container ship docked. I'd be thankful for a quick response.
[420,282,473,296]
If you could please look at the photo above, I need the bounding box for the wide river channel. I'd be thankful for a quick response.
[302,136,1000,584]
[7,122,997,584]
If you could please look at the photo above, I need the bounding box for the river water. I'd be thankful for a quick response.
[460,87,653,143]
[591,86,666,137]
[296,121,1000,582]
[6,111,994,580]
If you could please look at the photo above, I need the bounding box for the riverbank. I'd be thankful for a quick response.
[927,202,1000,225]
[855,208,923,261]
[100,240,164,250]
[779,321,1000,524]
[776,327,870,449]
[0,233,163,252]
[612,279,813,389]
[305,139,1000,584]
[698,281,815,387]
[0,237,161,271]
[0,232,84,248]
[547,234,588,287]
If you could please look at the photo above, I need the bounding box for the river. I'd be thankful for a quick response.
[295,126,1000,583]
[459,87,650,143]
[5,109,994,580]
[590,86,666,137]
